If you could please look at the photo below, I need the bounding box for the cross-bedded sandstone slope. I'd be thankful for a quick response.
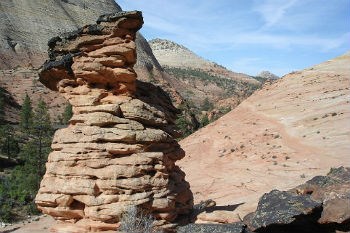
[178,52,350,223]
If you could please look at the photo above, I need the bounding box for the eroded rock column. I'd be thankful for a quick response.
[35,11,193,232]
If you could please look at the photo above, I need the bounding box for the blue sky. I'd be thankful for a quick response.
[116,0,350,76]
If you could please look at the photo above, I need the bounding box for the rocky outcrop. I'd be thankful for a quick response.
[35,11,193,232]
[291,166,350,226]
[244,190,322,232]
[0,1,199,134]
[244,167,350,233]
[178,52,350,223]
[175,167,349,233]
[256,71,279,80]
[0,0,121,69]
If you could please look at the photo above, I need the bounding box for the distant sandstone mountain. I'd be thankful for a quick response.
[256,70,279,80]
[149,38,261,124]
[149,38,218,71]
[178,52,350,223]
[0,0,121,69]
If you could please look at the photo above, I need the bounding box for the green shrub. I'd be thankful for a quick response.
[200,115,210,127]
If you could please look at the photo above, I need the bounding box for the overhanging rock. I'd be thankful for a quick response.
[35,11,193,233]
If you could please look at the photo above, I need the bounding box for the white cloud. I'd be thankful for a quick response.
[175,30,350,54]
[228,32,350,51]
[254,0,298,28]
[125,0,349,53]
[144,14,183,34]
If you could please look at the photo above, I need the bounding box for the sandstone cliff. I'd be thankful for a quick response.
[35,11,193,232]
[178,52,350,223]
[0,0,121,69]
[149,39,261,122]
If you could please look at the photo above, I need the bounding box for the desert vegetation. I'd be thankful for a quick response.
[120,206,162,233]
[166,66,260,135]
[0,93,72,222]
[165,66,259,98]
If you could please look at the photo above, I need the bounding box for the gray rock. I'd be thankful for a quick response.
[291,166,350,226]
[244,167,350,233]
[256,71,279,80]
[0,0,120,69]
[177,222,246,233]
[244,189,322,231]
[302,166,350,188]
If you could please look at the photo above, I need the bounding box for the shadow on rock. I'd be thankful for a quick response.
[205,203,245,213]
[244,167,350,233]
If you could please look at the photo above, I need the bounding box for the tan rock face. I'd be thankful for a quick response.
[35,11,193,232]
[178,52,350,224]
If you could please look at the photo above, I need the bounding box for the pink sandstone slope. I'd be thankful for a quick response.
[178,52,350,223]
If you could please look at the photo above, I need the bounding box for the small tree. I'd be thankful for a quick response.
[62,103,73,125]
[0,177,13,222]
[20,94,33,131]
[200,115,210,127]
[0,124,19,159]
[0,88,5,125]
[29,99,52,188]
[201,98,214,111]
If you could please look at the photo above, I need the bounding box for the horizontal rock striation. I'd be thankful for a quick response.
[35,11,193,232]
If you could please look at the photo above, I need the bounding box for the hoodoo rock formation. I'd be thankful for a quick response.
[34,11,193,232]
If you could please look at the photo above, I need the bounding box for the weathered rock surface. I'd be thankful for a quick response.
[0,0,121,69]
[244,190,322,231]
[244,167,350,233]
[0,1,199,133]
[291,166,350,226]
[178,52,350,223]
[35,11,193,232]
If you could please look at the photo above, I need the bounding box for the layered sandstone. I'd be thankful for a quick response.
[0,1,198,133]
[178,52,350,223]
[35,11,193,232]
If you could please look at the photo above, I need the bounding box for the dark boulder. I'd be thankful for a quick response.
[244,167,350,233]
[291,167,350,225]
[244,190,322,232]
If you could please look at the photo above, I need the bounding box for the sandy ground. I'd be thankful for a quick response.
[178,52,350,223]
[1,215,54,233]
